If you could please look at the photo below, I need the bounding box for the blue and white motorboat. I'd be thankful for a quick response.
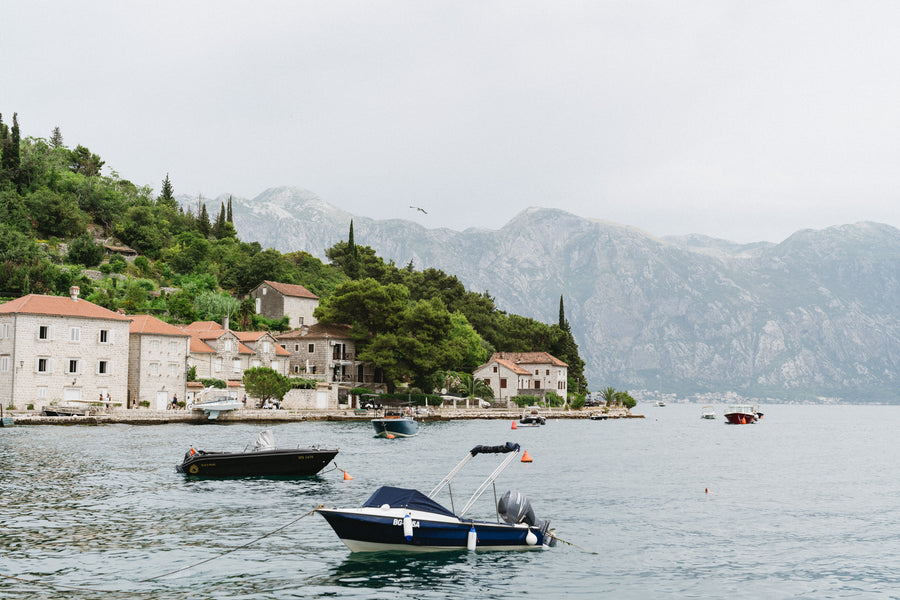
[317,442,556,552]
[372,411,419,437]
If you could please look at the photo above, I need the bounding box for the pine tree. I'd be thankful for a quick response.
[158,173,177,208]
[50,126,64,149]
[198,198,211,237]
[226,195,233,223]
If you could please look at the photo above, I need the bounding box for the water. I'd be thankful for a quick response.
[3,405,900,599]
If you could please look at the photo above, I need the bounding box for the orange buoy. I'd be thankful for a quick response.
[387,434,395,439]
[521,450,533,463]
[511,421,518,430]
[343,470,353,480]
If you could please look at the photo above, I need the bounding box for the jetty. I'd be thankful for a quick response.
[7,406,641,426]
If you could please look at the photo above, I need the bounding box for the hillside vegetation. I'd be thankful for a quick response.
[0,113,586,395]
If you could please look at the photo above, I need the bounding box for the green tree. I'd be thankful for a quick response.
[25,187,86,237]
[193,290,240,323]
[67,234,104,267]
[49,126,64,149]
[157,173,177,209]
[67,144,104,178]
[197,200,211,237]
[242,367,292,405]
[600,387,617,407]
[226,195,233,222]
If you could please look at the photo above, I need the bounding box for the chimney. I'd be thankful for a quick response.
[223,315,229,330]
[70,286,80,302]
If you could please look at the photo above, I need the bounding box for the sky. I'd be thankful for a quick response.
[4,1,900,243]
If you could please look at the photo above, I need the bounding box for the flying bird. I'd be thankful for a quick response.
[409,205,428,214]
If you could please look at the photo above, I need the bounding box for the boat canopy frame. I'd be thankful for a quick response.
[427,442,521,518]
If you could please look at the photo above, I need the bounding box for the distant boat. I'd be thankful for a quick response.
[701,406,716,419]
[191,396,242,420]
[372,411,419,438]
[589,412,609,421]
[723,405,763,425]
[655,400,666,407]
[176,430,338,477]
[42,405,89,416]
[519,407,546,426]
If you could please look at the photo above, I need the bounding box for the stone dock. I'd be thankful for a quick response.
[7,407,642,426]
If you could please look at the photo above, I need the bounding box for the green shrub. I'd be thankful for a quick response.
[199,378,226,389]
[289,378,318,389]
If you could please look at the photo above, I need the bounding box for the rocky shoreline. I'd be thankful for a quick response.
[6,406,642,426]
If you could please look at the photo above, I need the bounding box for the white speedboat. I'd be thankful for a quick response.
[191,396,242,420]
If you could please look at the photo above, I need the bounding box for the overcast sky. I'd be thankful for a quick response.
[5,1,900,243]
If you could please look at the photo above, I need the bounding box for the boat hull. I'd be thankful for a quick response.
[176,448,338,477]
[318,507,550,552]
[723,412,757,425]
[372,418,419,438]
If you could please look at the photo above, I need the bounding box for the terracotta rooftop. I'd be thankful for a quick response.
[277,323,353,340]
[0,294,132,321]
[261,280,318,300]
[490,351,568,368]
[183,321,223,331]
[129,314,191,337]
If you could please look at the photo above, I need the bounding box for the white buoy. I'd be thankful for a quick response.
[403,514,414,541]
[525,530,538,546]
[467,525,477,551]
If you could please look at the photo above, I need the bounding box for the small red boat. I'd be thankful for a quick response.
[723,404,763,425]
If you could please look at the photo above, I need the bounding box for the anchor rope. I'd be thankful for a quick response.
[547,532,599,555]
[140,503,324,582]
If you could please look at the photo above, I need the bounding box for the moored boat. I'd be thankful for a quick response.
[191,396,243,420]
[176,430,338,477]
[317,442,555,552]
[701,405,716,419]
[372,411,419,437]
[519,407,546,425]
[589,412,609,420]
[723,404,762,425]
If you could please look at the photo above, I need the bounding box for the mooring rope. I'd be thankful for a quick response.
[548,532,599,555]
[140,503,324,582]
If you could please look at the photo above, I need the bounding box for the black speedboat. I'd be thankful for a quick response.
[176,430,339,477]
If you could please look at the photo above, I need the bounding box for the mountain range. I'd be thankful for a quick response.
[184,187,900,403]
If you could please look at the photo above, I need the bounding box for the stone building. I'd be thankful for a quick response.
[128,314,191,410]
[0,287,132,410]
[276,323,384,389]
[248,280,319,330]
[473,351,568,404]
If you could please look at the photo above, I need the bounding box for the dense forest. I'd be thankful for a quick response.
[0,112,587,395]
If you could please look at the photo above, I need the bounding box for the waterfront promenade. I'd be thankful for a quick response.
[8,406,640,425]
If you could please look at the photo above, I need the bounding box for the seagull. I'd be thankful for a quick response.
[409,205,428,214]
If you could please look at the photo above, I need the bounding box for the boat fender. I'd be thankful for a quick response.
[467,525,477,551]
[525,530,538,546]
[403,513,413,541]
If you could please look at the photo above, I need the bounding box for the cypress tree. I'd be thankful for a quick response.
[345,219,360,279]
[558,295,570,333]
[226,195,233,222]
[198,199,211,237]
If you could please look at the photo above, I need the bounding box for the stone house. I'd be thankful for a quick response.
[473,351,568,404]
[181,321,291,402]
[0,287,132,410]
[276,324,385,390]
[249,280,319,330]
[127,314,191,410]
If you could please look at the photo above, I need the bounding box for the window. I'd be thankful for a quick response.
[293,365,300,374]
[546,369,550,375]
[214,358,222,372]
[66,359,80,374]
[99,329,109,343]
[483,378,490,385]
[255,297,261,314]
[38,387,47,398]
[170,341,178,353]
[500,378,507,389]
[37,358,50,373]
[39,325,50,340]
[308,344,315,353]
[69,327,81,342]
[493,366,498,373]
[233,358,241,373]
[224,339,232,352]
[298,316,304,325]
[168,363,177,376]
[0,355,8,372]
[534,369,539,375]
[98,360,109,375]
[263,341,271,353]
[149,362,160,376]
[294,344,299,352]
[534,381,541,389]
[150,339,159,352]
[1,323,9,338]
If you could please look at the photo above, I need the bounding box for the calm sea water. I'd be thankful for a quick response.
[3,405,900,599]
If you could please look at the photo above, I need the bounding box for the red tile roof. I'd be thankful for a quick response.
[490,352,568,368]
[261,280,318,300]
[183,321,223,331]
[0,294,132,321]
[129,314,191,337]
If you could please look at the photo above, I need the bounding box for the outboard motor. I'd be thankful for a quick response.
[498,490,536,526]
[498,490,555,546]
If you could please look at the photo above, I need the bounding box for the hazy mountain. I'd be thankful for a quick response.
[185,187,900,402]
